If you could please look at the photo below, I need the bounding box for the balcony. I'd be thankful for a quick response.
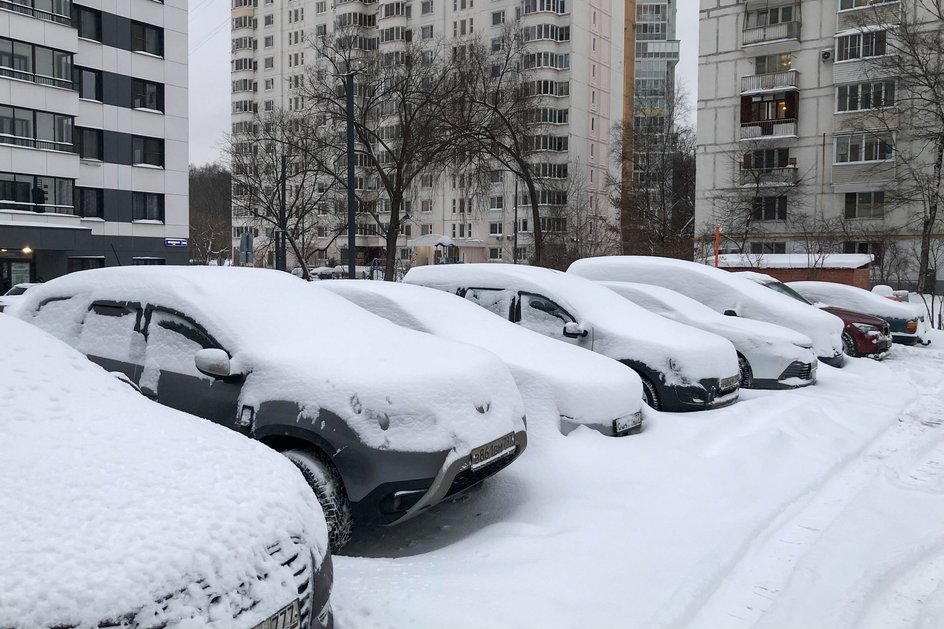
[0,0,71,25]
[741,70,799,94]
[739,166,799,186]
[740,119,797,140]
[742,21,801,46]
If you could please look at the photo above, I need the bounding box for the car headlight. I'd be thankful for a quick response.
[853,322,879,334]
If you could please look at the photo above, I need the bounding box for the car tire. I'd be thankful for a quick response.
[737,353,753,388]
[284,449,353,553]
[841,332,857,357]
[639,375,661,410]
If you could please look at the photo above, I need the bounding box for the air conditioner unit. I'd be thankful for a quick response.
[788,157,798,166]
[506,235,514,240]
[821,49,833,62]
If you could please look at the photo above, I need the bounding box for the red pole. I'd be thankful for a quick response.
[714,226,720,268]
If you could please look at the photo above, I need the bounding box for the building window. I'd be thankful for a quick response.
[6,0,73,24]
[264,35,274,48]
[73,5,102,41]
[264,56,274,69]
[489,196,504,210]
[843,241,882,263]
[0,37,73,89]
[489,247,503,260]
[421,25,433,39]
[749,242,787,254]
[75,127,102,160]
[132,136,164,167]
[132,192,164,221]
[492,10,505,25]
[422,0,433,13]
[0,106,72,151]
[844,191,885,219]
[835,132,893,163]
[132,257,166,265]
[837,30,886,62]
[75,187,103,218]
[751,196,787,221]
[837,80,895,112]
[263,14,274,26]
[754,53,791,75]
[68,257,104,273]
[489,222,503,235]
[0,171,74,213]
[840,0,896,10]
[743,148,790,171]
[132,79,164,112]
[131,21,164,56]
[73,66,101,100]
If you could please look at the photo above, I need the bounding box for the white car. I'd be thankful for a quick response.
[405,263,741,412]
[0,282,39,315]
[568,256,845,367]
[789,280,926,346]
[0,315,333,629]
[318,279,645,436]
[598,281,818,389]
[16,267,527,550]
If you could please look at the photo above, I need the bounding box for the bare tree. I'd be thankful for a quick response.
[189,163,232,265]
[301,29,459,280]
[541,168,621,269]
[226,109,345,280]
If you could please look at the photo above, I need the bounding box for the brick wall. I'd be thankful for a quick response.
[724,266,871,289]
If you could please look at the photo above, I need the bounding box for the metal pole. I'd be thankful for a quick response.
[345,71,357,279]
[513,176,519,264]
[277,154,287,271]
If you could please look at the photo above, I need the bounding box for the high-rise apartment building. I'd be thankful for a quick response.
[0,0,188,292]
[230,0,628,270]
[697,0,942,283]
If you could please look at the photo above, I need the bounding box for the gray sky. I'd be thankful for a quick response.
[187,0,699,166]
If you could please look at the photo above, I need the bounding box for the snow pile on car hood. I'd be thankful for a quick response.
[405,264,738,384]
[317,280,644,430]
[17,267,524,455]
[569,256,844,360]
[0,316,327,629]
[788,281,921,322]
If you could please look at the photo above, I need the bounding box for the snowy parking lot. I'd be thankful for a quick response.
[333,332,944,629]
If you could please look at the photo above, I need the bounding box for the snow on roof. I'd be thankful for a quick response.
[567,256,844,359]
[788,280,922,321]
[318,279,643,428]
[17,267,524,454]
[404,263,738,383]
[715,253,874,269]
[0,315,326,628]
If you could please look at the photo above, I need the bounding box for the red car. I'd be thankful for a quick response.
[737,274,893,359]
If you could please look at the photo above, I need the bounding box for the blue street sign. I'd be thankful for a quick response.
[164,238,188,247]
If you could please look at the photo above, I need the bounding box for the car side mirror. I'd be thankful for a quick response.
[723,309,738,317]
[563,322,588,338]
[195,348,232,378]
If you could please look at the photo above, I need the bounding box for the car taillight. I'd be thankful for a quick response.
[907,320,918,333]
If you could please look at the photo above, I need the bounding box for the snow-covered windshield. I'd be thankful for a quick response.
[763,281,814,305]
[4,285,28,296]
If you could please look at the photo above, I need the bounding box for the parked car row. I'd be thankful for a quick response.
[2,256,932,629]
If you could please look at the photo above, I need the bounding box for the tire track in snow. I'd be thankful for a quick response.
[675,352,944,629]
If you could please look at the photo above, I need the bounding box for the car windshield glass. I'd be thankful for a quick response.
[765,281,814,305]
[5,286,28,296]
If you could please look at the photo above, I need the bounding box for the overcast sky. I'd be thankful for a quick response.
[187,1,699,166]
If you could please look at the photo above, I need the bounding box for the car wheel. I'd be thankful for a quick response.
[737,353,753,388]
[841,331,857,357]
[284,449,353,553]
[639,375,661,410]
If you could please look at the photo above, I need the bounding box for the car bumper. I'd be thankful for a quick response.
[560,409,645,437]
[753,360,818,389]
[660,375,740,412]
[819,353,845,367]
[892,332,919,346]
[378,429,528,526]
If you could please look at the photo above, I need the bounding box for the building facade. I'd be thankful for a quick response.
[230,0,628,272]
[697,0,943,285]
[0,0,188,292]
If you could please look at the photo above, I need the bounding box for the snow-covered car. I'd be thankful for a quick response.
[16,267,527,551]
[404,264,741,412]
[318,279,645,436]
[788,280,922,346]
[0,314,333,629]
[598,281,818,389]
[568,256,846,367]
[734,272,893,359]
[0,282,39,315]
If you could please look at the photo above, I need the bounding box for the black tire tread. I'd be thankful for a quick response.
[284,448,353,553]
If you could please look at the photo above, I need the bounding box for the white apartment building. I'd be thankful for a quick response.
[230,0,627,270]
[0,0,189,292]
[697,0,940,282]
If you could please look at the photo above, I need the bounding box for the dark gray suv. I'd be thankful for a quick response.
[17,267,528,550]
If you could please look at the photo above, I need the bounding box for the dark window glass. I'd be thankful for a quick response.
[76,187,103,218]
[12,41,32,73]
[132,79,164,111]
[73,5,102,41]
[73,66,101,100]
[75,127,102,160]
[68,257,104,273]
[132,136,164,167]
[132,192,164,221]
[131,21,164,56]
[133,258,166,265]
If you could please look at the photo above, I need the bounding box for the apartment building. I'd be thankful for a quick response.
[697,0,941,283]
[230,0,627,270]
[0,0,188,292]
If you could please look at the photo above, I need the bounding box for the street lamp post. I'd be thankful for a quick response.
[344,70,357,279]
[513,175,518,264]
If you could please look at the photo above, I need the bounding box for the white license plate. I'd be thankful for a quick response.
[614,412,643,436]
[470,432,516,470]
[252,600,300,629]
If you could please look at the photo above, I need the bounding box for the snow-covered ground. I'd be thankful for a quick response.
[332,331,944,629]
